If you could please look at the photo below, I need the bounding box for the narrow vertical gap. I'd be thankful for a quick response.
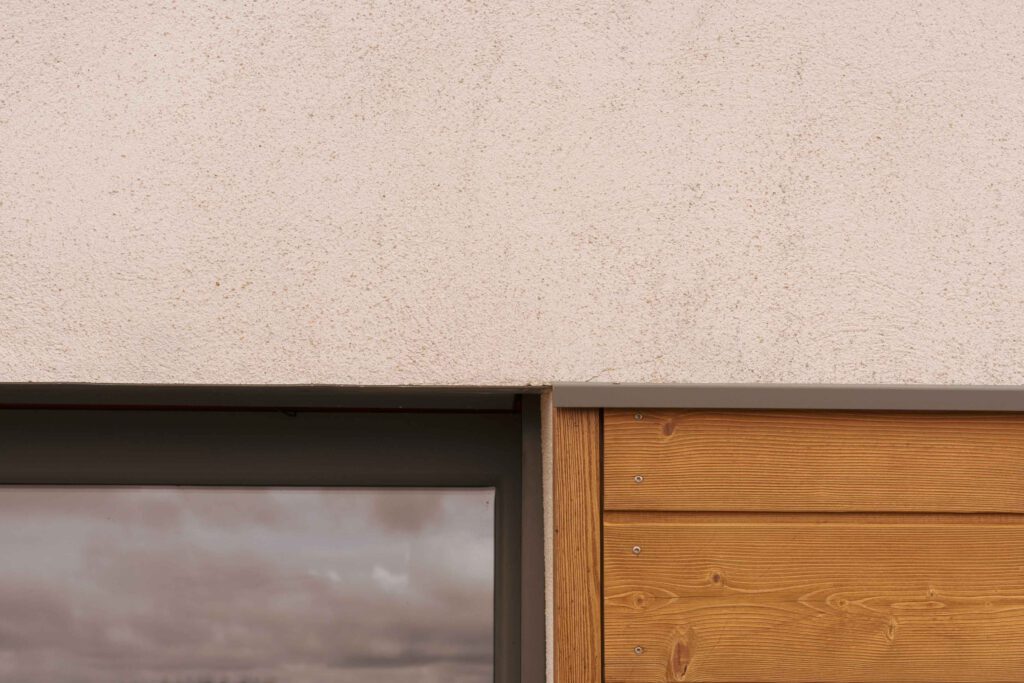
[493,475,503,683]
[599,407,606,683]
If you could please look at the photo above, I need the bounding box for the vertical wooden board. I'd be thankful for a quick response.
[604,410,1024,511]
[554,408,602,683]
[604,513,1024,682]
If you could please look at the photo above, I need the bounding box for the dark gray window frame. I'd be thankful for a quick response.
[0,385,544,683]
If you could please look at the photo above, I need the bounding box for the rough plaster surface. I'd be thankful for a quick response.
[3,1,1024,385]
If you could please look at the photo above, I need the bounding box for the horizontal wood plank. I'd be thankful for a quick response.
[605,410,1024,512]
[604,514,1024,682]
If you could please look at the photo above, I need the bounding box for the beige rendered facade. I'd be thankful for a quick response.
[3,1,1023,386]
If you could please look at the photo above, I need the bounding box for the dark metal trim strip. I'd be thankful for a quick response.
[0,383,536,411]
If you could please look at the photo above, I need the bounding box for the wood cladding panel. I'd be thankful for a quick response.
[554,409,602,683]
[605,410,1024,512]
[604,513,1024,682]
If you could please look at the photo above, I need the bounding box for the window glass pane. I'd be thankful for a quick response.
[0,488,494,683]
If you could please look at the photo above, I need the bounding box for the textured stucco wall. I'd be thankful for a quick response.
[3,1,1023,385]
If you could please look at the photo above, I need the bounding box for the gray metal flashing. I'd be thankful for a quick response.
[551,383,1024,411]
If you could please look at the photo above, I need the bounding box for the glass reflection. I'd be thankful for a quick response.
[0,488,494,683]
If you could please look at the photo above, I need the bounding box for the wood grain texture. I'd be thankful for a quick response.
[604,513,1024,682]
[554,408,602,683]
[605,410,1024,512]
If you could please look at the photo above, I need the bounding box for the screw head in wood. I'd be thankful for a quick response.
[632,545,642,555]
[634,474,644,483]
[633,412,644,420]
[634,646,644,655]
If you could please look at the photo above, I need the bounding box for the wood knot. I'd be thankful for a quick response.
[662,420,676,436]
[886,618,898,643]
[666,627,694,681]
